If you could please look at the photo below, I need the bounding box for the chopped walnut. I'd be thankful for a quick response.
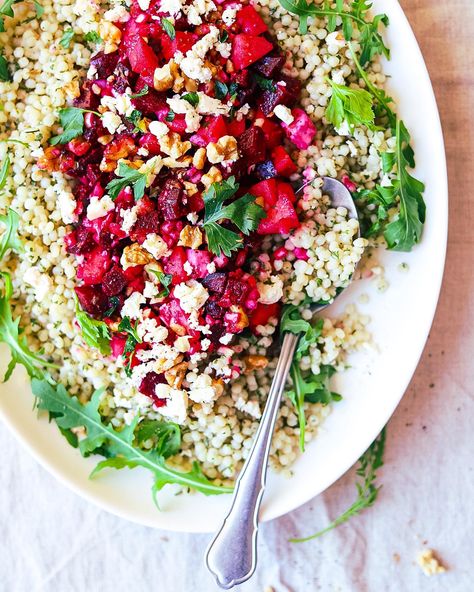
[192,147,206,170]
[153,60,180,92]
[162,155,193,168]
[120,243,154,270]
[183,181,198,196]
[165,361,188,389]
[170,322,187,336]
[230,305,249,331]
[99,21,122,54]
[159,132,192,159]
[155,353,183,374]
[97,134,113,146]
[206,135,239,164]
[178,225,203,249]
[212,378,225,398]
[201,166,223,189]
[243,355,269,374]
[100,137,136,172]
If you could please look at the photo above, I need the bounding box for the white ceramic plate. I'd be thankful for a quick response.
[0,0,447,533]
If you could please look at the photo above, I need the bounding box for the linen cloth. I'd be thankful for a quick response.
[0,2,473,591]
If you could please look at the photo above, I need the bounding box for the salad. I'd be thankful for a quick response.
[0,0,425,500]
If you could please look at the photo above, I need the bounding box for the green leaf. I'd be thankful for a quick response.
[75,300,111,356]
[106,161,147,200]
[252,73,277,92]
[182,92,199,107]
[161,17,175,40]
[148,269,173,298]
[0,54,11,82]
[50,107,87,145]
[135,419,181,458]
[32,379,233,497]
[214,80,229,101]
[290,427,386,542]
[84,30,102,44]
[165,109,175,122]
[0,208,23,260]
[0,272,56,381]
[0,154,10,191]
[0,0,17,18]
[326,79,375,131]
[202,177,265,257]
[33,1,44,17]
[59,27,75,49]
[130,85,149,99]
[280,304,311,335]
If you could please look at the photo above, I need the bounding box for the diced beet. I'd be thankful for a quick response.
[161,220,184,248]
[271,145,298,177]
[139,372,167,406]
[160,31,198,61]
[138,132,163,155]
[206,322,225,344]
[158,178,186,221]
[238,126,266,166]
[75,285,110,317]
[257,190,299,235]
[258,77,301,116]
[236,5,268,35]
[77,247,111,285]
[191,115,228,146]
[232,34,273,71]
[249,302,281,331]
[65,228,96,255]
[281,108,317,149]
[205,299,225,320]
[103,266,127,296]
[253,53,286,78]
[227,117,247,137]
[218,278,249,308]
[90,51,120,79]
[258,116,283,148]
[186,249,211,279]
[249,178,278,206]
[201,272,227,295]
[163,247,189,284]
[111,334,127,358]
[166,113,187,135]
[132,89,168,115]
[130,211,161,243]
[255,160,277,180]
[73,80,100,110]
[125,34,159,84]
[159,297,192,332]
[123,265,145,293]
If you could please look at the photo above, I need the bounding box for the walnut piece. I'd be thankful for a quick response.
[192,147,207,170]
[243,355,269,374]
[206,135,239,164]
[165,361,188,389]
[178,225,203,249]
[153,60,180,92]
[159,132,192,160]
[99,22,122,54]
[120,243,154,270]
[201,166,223,189]
[155,353,183,374]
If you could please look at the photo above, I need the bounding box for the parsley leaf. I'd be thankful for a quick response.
[84,30,102,44]
[31,379,233,498]
[0,208,23,260]
[149,269,173,298]
[50,107,93,145]
[118,316,142,377]
[203,177,265,257]
[182,92,199,107]
[59,27,75,49]
[75,300,111,356]
[0,54,10,81]
[0,272,57,381]
[326,79,375,131]
[106,161,147,200]
[135,419,181,458]
[130,85,149,99]
[290,427,386,542]
[161,17,175,40]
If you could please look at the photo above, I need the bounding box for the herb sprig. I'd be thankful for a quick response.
[326,79,375,131]
[75,299,111,356]
[106,161,147,200]
[50,107,99,145]
[290,428,386,542]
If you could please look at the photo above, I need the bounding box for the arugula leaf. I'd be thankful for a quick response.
[75,300,111,356]
[277,0,389,65]
[326,79,375,131]
[0,208,23,260]
[33,1,43,18]
[280,304,311,335]
[135,419,181,458]
[0,54,11,81]
[130,85,149,99]
[59,27,75,49]
[290,427,386,542]
[203,177,265,257]
[84,30,102,44]
[50,107,89,145]
[161,17,175,40]
[0,154,10,191]
[182,92,199,107]
[0,272,56,381]
[106,161,147,200]
[32,379,233,497]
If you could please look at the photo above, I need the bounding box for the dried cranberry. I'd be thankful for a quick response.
[201,273,227,295]
[75,285,110,317]
[205,299,225,319]
[218,278,250,308]
[103,266,127,296]
[238,126,266,166]
[255,160,277,180]
[157,178,186,221]
[253,53,285,78]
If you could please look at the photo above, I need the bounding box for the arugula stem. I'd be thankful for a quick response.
[290,363,306,452]
[278,0,366,27]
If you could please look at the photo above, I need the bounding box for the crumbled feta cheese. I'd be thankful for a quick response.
[102,111,122,134]
[179,27,220,83]
[138,155,164,187]
[219,333,233,345]
[137,316,168,344]
[158,387,188,424]
[142,233,169,259]
[143,281,160,300]
[56,187,77,224]
[201,338,211,351]
[188,374,218,403]
[174,280,209,313]
[206,262,216,274]
[222,6,237,25]
[149,120,169,138]
[257,276,284,305]
[166,95,201,133]
[326,31,346,49]
[137,0,150,10]
[104,5,130,23]
[274,104,294,125]
[86,195,115,221]
[183,261,193,276]
[174,335,190,353]
[121,292,145,319]
[23,267,52,302]
[102,93,135,117]
[187,212,199,224]
[235,396,262,419]
[120,205,138,233]
[197,92,231,116]
[159,0,185,16]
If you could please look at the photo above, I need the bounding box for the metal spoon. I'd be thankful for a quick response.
[205,177,359,589]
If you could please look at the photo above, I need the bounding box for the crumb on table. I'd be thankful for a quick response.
[417,548,447,576]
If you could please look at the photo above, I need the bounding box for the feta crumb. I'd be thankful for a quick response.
[222,6,237,25]
[104,5,130,23]
[120,205,139,234]
[159,0,185,16]
[166,95,201,133]
[157,386,188,424]
[86,195,115,221]
[235,396,262,419]
[187,212,199,224]
[23,267,52,302]
[174,335,190,353]
[417,549,447,576]
[201,338,211,351]
[102,111,122,134]
[137,0,150,10]
[179,27,220,83]
[257,276,284,305]
[149,120,169,138]
[137,316,168,344]
[197,92,231,116]
[174,280,209,313]
[56,187,77,224]
[274,104,295,125]
[188,374,218,403]
[206,262,216,274]
[142,233,169,259]
[219,333,233,345]
[102,93,134,117]
[183,260,193,276]
[121,292,146,320]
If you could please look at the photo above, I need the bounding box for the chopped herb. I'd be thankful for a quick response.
[104,296,120,318]
[0,208,23,260]
[290,428,386,542]
[214,80,229,101]
[59,28,75,49]
[0,155,10,191]
[130,85,149,99]
[326,78,375,131]
[75,299,111,356]
[182,92,199,107]
[126,109,146,132]
[203,176,266,257]
[84,30,102,45]
[32,379,233,499]
[0,54,11,81]
[218,30,229,43]
[50,107,98,145]
[118,316,142,377]
[106,161,147,201]
[149,269,173,298]
[252,72,277,92]
[161,17,175,40]
[165,109,175,122]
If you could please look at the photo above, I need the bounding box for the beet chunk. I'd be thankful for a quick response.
[201,273,227,295]
[103,266,127,296]
[255,160,277,180]
[158,178,186,221]
[73,80,100,110]
[90,51,119,79]
[253,53,285,78]
[205,299,225,320]
[238,127,266,166]
[258,75,301,116]
[218,278,250,307]
[66,227,96,255]
[139,372,167,406]
[131,210,161,242]
[75,285,110,317]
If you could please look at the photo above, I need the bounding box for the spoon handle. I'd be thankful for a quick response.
[205,331,300,589]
